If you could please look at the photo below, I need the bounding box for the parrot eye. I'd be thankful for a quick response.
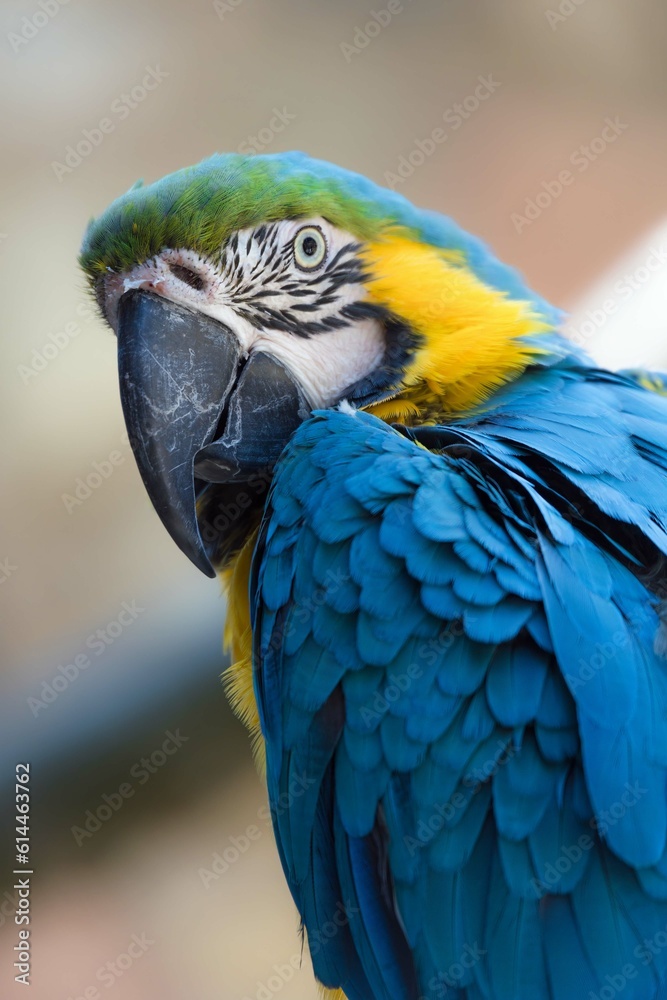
[293,226,327,271]
[168,262,205,290]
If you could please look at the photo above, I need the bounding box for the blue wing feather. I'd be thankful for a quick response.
[252,362,667,999]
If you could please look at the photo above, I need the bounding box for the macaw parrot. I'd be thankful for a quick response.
[80,152,667,1000]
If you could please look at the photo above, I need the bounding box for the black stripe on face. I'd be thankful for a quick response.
[342,307,421,406]
[211,226,368,337]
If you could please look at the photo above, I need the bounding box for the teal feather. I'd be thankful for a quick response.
[247,339,667,998]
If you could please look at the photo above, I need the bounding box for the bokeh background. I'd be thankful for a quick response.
[2,1,667,997]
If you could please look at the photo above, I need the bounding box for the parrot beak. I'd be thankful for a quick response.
[117,289,310,576]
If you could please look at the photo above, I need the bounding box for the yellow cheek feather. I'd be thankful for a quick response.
[360,233,552,421]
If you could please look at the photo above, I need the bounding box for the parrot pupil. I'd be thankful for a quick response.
[302,236,317,256]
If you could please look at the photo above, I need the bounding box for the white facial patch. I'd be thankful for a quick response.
[103,218,385,409]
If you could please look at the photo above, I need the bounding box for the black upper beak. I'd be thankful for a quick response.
[117,289,309,576]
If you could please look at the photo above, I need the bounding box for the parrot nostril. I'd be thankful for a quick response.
[169,263,206,291]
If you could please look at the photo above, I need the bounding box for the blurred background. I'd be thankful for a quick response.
[1,1,667,997]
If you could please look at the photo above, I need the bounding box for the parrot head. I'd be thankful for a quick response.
[80,151,558,576]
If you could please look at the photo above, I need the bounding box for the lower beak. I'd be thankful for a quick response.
[117,289,309,576]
